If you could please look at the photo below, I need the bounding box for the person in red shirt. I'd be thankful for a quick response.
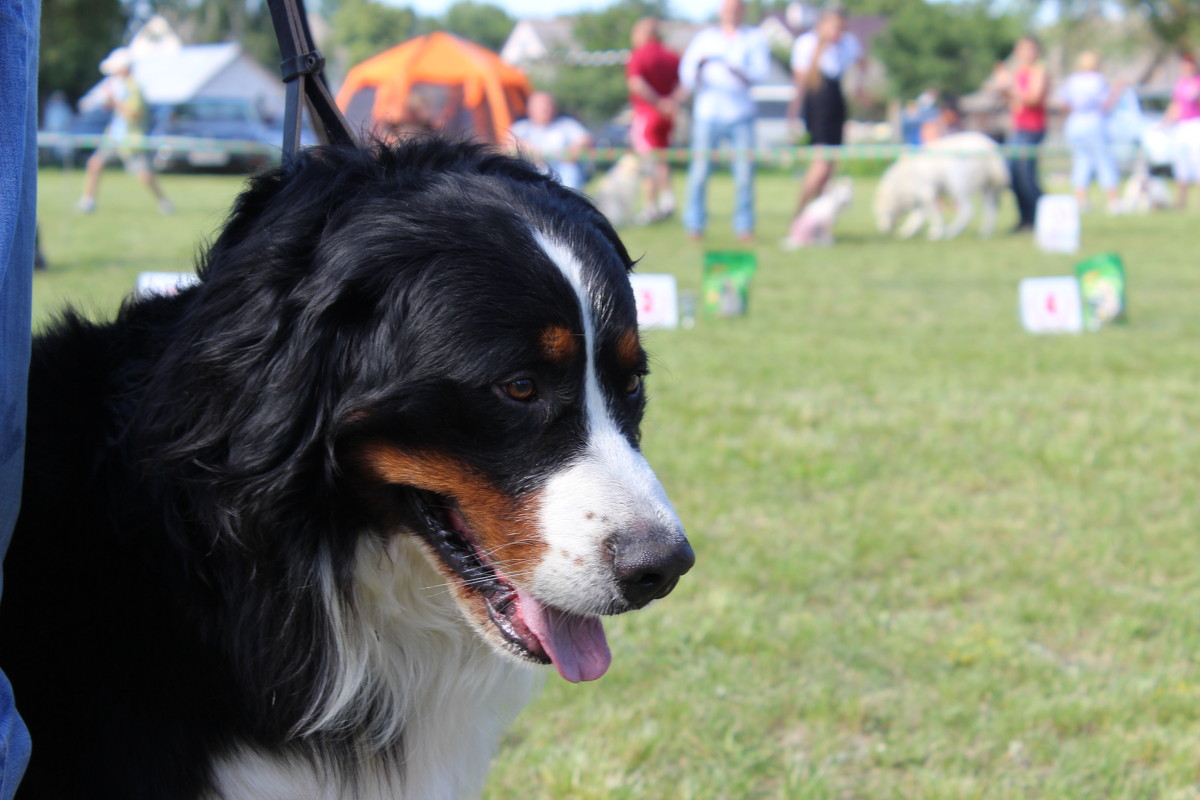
[993,36,1048,232]
[626,17,683,223]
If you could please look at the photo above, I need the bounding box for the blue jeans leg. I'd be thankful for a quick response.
[684,117,716,235]
[1009,130,1044,225]
[730,118,755,236]
[0,0,41,794]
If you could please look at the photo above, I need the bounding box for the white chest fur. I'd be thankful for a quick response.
[210,536,539,799]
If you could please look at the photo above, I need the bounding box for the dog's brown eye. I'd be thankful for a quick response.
[625,374,642,396]
[504,378,537,402]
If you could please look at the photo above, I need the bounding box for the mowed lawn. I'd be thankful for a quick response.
[35,165,1200,799]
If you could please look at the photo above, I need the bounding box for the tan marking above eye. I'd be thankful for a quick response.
[616,328,642,372]
[540,325,579,364]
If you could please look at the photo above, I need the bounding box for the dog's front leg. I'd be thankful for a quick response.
[896,208,924,239]
[979,189,998,237]
[944,189,973,240]
[924,192,946,241]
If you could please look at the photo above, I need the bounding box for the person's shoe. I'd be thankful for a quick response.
[737,231,755,244]
[686,229,704,242]
[158,198,175,216]
[1010,221,1033,234]
[76,197,95,214]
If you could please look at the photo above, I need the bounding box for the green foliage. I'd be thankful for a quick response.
[873,0,1022,100]
[149,0,280,69]
[571,0,667,51]
[38,0,127,103]
[538,65,627,127]
[434,1,515,52]
[1124,0,1200,53]
[329,0,419,67]
[537,1,668,127]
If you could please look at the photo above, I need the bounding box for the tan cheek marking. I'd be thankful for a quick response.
[616,328,642,372]
[540,324,579,364]
[359,442,549,572]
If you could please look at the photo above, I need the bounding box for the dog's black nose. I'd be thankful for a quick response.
[609,529,695,609]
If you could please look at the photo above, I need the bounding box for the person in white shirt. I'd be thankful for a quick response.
[784,8,865,245]
[1056,51,1122,213]
[509,92,593,191]
[678,0,770,241]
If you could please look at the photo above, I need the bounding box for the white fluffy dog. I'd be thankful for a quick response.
[783,177,853,249]
[592,153,642,228]
[874,131,1010,240]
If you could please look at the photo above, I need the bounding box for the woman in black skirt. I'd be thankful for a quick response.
[785,8,865,243]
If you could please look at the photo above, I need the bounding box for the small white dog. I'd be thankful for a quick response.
[1121,158,1172,213]
[874,131,1009,240]
[592,153,642,228]
[782,177,853,249]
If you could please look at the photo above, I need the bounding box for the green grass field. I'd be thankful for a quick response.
[35,166,1200,799]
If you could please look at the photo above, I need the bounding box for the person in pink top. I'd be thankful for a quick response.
[1162,52,1200,208]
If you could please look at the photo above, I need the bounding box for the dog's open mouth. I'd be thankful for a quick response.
[413,492,611,682]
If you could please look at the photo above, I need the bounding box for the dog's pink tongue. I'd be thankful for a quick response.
[516,587,611,683]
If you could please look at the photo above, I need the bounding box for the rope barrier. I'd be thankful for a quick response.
[37,132,279,158]
[37,132,1128,170]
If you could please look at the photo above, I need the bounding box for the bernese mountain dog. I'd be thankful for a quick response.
[0,139,693,799]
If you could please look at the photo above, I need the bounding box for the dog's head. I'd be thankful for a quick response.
[174,140,691,684]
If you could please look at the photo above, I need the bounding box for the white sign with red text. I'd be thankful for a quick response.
[1019,276,1083,334]
[629,273,679,330]
[1035,195,1081,254]
[136,271,200,298]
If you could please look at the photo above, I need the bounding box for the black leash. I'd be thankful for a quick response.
[266,0,358,158]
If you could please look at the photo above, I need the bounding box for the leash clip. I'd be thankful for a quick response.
[280,49,325,83]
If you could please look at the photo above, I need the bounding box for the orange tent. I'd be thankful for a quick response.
[336,32,532,145]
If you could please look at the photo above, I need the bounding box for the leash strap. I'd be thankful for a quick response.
[266,0,358,157]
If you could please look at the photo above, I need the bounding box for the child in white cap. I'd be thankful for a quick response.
[77,47,173,215]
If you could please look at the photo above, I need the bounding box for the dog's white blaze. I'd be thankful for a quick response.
[530,231,683,612]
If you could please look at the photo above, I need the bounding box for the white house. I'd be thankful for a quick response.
[81,41,287,121]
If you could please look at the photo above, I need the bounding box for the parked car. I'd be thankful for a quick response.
[149,98,278,173]
[38,108,112,166]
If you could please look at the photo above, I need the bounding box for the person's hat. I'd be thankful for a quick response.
[100,47,133,75]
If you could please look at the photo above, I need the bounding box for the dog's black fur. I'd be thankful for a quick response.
[0,140,656,798]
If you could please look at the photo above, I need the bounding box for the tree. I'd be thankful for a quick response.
[148,0,280,70]
[1125,0,1200,55]
[540,0,668,126]
[39,0,127,102]
[873,0,1023,101]
[328,0,420,71]
[436,1,514,52]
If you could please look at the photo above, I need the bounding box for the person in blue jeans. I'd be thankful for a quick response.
[0,0,41,794]
[677,0,769,241]
[1057,51,1122,213]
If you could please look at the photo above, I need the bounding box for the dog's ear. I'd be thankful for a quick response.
[127,149,383,544]
[198,148,363,284]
